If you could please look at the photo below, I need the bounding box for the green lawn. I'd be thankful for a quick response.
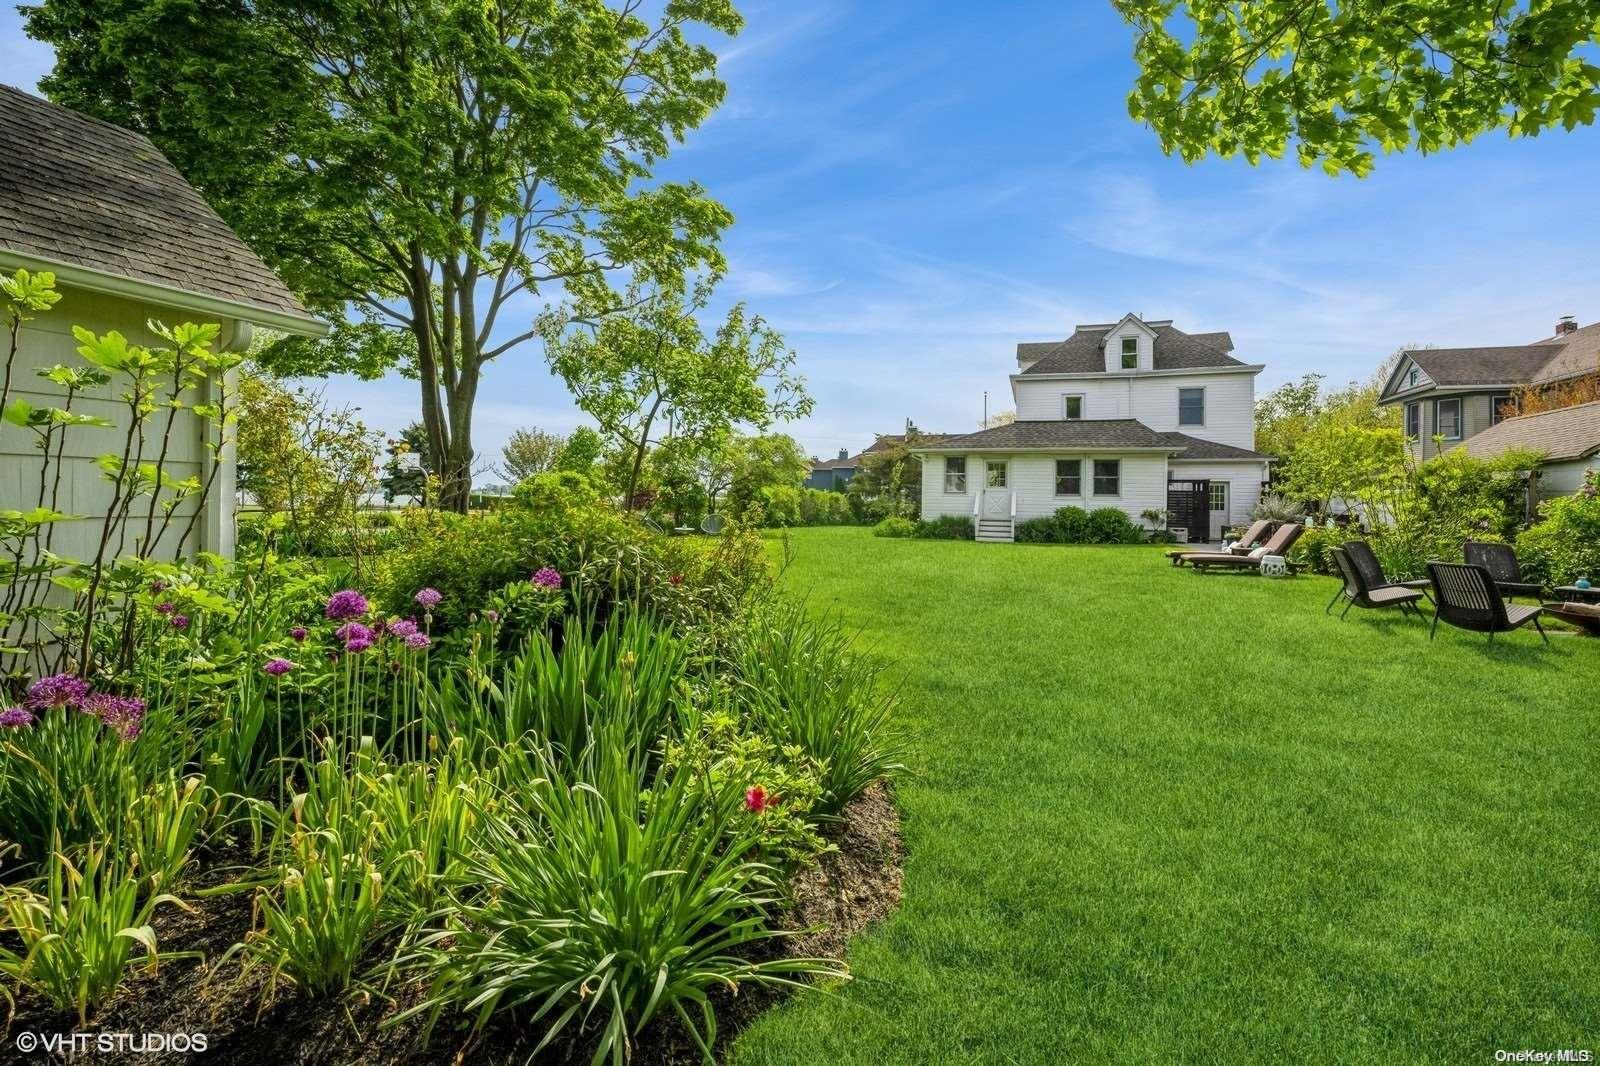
[733,528,1598,1064]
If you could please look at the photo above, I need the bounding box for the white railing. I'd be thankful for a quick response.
[972,492,981,519]
[1009,492,1017,520]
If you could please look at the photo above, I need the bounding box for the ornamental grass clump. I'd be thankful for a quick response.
[0,841,195,1025]
[395,737,841,1065]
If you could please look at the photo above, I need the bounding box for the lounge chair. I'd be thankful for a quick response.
[1327,546,1424,619]
[1462,541,1545,601]
[1184,523,1304,573]
[1543,600,1600,636]
[1165,519,1273,566]
[1426,561,1548,645]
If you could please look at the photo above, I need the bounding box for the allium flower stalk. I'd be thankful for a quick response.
[532,567,563,590]
[263,658,296,676]
[169,614,191,630]
[403,632,432,650]
[387,618,419,639]
[336,621,375,652]
[324,589,370,620]
[85,693,146,741]
[289,626,308,642]
[155,601,176,615]
[414,587,443,609]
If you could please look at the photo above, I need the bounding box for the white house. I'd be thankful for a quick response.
[914,314,1271,542]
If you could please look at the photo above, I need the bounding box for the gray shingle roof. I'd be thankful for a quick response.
[1461,400,1600,463]
[1401,345,1563,388]
[0,84,315,326]
[1527,321,1600,385]
[1155,432,1270,461]
[916,419,1179,451]
[1017,324,1242,375]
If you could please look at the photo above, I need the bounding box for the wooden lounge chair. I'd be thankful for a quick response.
[1426,561,1548,645]
[1462,541,1545,601]
[1166,519,1273,566]
[1184,523,1304,573]
[1327,546,1424,619]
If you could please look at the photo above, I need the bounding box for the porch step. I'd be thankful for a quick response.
[975,518,1014,543]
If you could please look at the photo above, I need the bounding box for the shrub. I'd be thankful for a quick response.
[1053,506,1092,542]
[1015,516,1058,543]
[760,484,803,526]
[914,515,973,540]
[511,469,601,512]
[871,516,916,538]
[1516,473,1600,585]
[1085,507,1143,544]
[1291,526,1346,575]
[798,488,853,526]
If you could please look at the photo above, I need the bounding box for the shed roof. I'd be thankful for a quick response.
[1460,400,1600,463]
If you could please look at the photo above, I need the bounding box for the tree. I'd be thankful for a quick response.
[499,427,567,484]
[1115,0,1600,175]
[848,432,927,520]
[724,434,809,517]
[380,421,431,501]
[554,426,607,479]
[27,0,744,509]
[981,409,1016,428]
[542,280,810,510]
[1256,370,1398,488]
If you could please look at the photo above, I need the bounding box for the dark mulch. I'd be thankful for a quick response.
[3,783,903,1064]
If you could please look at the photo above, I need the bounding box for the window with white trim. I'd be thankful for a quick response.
[1408,368,1419,387]
[1405,402,1421,438]
[1092,459,1120,496]
[943,456,966,494]
[1208,482,1229,512]
[1120,337,1138,369]
[1490,394,1514,425]
[1178,387,1205,426]
[1062,394,1084,420]
[1436,397,1462,440]
[1055,459,1081,496]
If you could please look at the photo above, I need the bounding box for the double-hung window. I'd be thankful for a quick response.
[1120,337,1138,369]
[1093,459,1120,496]
[1490,394,1514,425]
[1404,402,1421,439]
[1054,459,1081,496]
[943,456,967,494]
[1177,387,1205,426]
[1436,397,1462,440]
[1062,394,1084,420]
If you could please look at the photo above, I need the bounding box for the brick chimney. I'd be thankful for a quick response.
[837,448,848,460]
[1557,314,1578,336]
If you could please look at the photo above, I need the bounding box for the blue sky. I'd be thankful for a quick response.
[5,1,1599,470]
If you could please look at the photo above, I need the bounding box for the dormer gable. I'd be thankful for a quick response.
[1383,355,1435,399]
[1099,313,1164,373]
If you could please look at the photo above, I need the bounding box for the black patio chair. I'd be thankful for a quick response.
[1462,541,1545,601]
[1426,561,1549,645]
[1327,547,1424,620]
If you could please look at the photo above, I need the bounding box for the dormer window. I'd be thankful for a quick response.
[1120,337,1138,369]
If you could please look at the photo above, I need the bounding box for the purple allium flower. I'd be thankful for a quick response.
[337,621,375,652]
[263,658,296,676]
[0,706,34,728]
[531,567,563,590]
[26,674,90,711]
[150,579,169,593]
[403,632,432,650]
[155,601,176,616]
[289,626,308,642]
[169,614,190,630]
[85,693,146,742]
[324,589,370,620]
[388,618,419,639]
[484,609,500,624]
[414,587,442,609]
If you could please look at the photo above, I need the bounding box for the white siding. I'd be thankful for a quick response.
[1012,370,1258,450]
[918,451,1169,524]
[1539,458,1594,499]
[1167,460,1271,529]
[1,284,238,565]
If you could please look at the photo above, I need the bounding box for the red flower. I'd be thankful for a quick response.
[745,785,774,813]
[669,573,684,586]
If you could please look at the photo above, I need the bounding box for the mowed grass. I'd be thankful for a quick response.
[732,527,1598,1064]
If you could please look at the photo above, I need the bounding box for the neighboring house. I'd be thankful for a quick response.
[1460,399,1600,500]
[805,432,954,491]
[1378,315,1600,457]
[0,83,326,561]
[806,448,860,490]
[914,314,1272,542]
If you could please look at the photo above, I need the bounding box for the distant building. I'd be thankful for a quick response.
[1378,315,1600,457]
[806,432,955,491]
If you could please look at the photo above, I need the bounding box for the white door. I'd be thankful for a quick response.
[983,460,1010,518]
[1208,481,1229,540]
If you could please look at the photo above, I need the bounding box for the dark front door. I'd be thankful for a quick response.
[1167,479,1210,542]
